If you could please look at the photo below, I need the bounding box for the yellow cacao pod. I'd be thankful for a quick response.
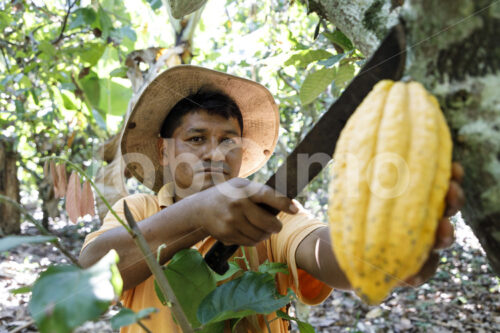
[328,80,452,304]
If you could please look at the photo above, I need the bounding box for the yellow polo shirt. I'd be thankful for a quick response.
[82,184,332,332]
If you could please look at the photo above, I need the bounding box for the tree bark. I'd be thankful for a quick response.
[307,0,500,275]
[0,138,20,235]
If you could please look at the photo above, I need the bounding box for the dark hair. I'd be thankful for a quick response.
[159,89,244,138]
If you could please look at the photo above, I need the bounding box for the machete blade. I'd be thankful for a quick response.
[205,23,406,274]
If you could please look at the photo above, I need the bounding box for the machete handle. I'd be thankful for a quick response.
[205,203,279,274]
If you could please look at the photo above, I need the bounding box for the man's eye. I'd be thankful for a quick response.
[188,136,204,143]
[221,138,236,145]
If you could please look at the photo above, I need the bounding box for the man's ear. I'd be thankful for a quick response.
[157,137,169,167]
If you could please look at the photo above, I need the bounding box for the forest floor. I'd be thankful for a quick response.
[1,213,499,333]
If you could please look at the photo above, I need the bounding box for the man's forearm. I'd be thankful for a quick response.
[296,226,351,290]
[79,196,208,291]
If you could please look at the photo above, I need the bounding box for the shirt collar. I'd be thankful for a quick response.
[157,183,175,208]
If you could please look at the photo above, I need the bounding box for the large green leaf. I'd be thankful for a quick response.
[69,8,97,30]
[29,250,122,333]
[299,68,336,106]
[79,70,101,108]
[332,64,355,89]
[197,271,295,325]
[285,50,333,68]
[80,43,107,66]
[111,307,157,330]
[98,78,131,116]
[155,249,216,328]
[0,235,57,252]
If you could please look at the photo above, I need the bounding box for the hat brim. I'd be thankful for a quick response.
[121,65,280,193]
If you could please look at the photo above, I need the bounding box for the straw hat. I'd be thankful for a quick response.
[121,65,280,193]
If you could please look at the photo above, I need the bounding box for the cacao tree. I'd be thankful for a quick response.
[304,0,500,275]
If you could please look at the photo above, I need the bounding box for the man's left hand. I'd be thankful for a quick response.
[404,162,465,287]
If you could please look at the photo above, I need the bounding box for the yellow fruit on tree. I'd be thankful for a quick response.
[328,80,452,304]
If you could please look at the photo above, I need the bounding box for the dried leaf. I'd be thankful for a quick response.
[66,171,82,223]
[57,164,67,197]
[67,132,76,148]
[80,180,95,217]
[50,161,60,197]
[43,160,49,178]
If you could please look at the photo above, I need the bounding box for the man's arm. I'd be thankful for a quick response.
[79,178,298,291]
[79,195,208,291]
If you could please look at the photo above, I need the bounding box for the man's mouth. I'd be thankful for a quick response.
[200,168,227,175]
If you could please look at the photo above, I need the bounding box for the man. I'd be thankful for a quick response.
[79,65,464,332]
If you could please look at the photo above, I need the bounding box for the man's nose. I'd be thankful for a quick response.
[201,138,225,161]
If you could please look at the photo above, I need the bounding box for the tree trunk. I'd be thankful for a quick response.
[307,0,500,275]
[0,138,20,235]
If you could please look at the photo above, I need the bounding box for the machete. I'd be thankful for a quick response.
[204,23,407,275]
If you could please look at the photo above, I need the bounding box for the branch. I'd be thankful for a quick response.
[0,46,11,73]
[0,194,80,267]
[123,201,194,333]
[51,0,77,45]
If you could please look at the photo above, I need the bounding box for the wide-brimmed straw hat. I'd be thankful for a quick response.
[121,65,280,193]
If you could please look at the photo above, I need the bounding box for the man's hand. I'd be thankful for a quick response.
[189,178,298,246]
[404,162,465,286]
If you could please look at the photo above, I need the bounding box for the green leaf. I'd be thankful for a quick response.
[29,250,122,333]
[299,68,336,106]
[79,70,100,108]
[214,261,242,282]
[10,285,32,294]
[38,40,56,58]
[146,0,163,10]
[332,64,355,89]
[197,271,295,325]
[110,67,129,78]
[318,53,346,67]
[61,91,77,110]
[276,310,315,333]
[91,108,107,130]
[258,261,289,276]
[323,30,354,51]
[14,100,25,114]
[69,8,97,30]
[80,44,107,66]
[284,50,333,68]
[97,6,113,37]
[156,249,216,328]
[0,235,57,252]
[98,78,131,116]
[111,307,157,330]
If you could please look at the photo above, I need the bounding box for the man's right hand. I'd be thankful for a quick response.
[188,178,299,246]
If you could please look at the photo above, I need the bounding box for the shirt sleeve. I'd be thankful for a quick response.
[80,193,159,253]
[270,201,333,305]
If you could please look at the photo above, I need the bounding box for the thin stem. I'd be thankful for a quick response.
[264,317,272,333]
[123,200,194,333]
[52,0,77,45]
[136,319,152,333]
[0,194,80,267]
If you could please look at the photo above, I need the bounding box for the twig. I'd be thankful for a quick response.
[51,0,77,45]
[277,70,299,93]
[0,194,80,267]
[8,319,35,333]
[123,200,194,333]
[136,319,152,333]
[0,46,11,73]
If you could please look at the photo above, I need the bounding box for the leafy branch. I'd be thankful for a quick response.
[52,0,78,45]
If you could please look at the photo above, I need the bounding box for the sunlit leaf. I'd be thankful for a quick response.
[10,285,32,294]
[332,63,355,88]
[29,250,122,333]
[0,235,57,252]
[98,78,132,116]
[258,261,289,276]
[299,68,336,106]
[61,91,77,110]
[285,50,333,68]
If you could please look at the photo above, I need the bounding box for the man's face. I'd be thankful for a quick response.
[159,109,243,198]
